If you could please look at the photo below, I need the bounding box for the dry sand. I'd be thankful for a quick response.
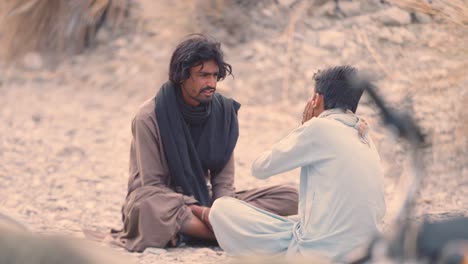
[0,1,467,263]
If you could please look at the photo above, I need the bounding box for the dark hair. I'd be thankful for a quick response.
[169,34,232,84]
[313,65,363,113]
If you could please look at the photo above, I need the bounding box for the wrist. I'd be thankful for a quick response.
[201,207,208,222]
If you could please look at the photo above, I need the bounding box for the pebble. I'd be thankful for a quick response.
[22,52,44,70]
[374,7,412,26]
[144,247,167,255]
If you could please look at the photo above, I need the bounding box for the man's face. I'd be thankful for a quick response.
[180,60,219,106]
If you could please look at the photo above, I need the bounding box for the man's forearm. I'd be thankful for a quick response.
[189,205,209,222]
[180,212,215,241]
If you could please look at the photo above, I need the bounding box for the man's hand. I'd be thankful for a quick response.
[302,94,315,124]
[181,205,215,241]
[188,205,212,231]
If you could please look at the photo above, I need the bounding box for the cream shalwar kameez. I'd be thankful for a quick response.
[209,109,386,260]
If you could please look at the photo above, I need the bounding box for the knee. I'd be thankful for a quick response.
[209,197,237,224]
[267,185,299,216]
[278,185,298,195]
[273,185,299,202]
[279,185,299,213]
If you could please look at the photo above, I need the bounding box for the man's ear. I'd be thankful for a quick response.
[312,93,322,108]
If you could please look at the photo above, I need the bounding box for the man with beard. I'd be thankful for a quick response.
[111,34,298,252]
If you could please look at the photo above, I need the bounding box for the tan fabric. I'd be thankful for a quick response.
[113,97,298,252]
[234,185,299,216]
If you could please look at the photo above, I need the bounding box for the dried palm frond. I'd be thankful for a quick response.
[388,0,468,26]
[0,0,130,62]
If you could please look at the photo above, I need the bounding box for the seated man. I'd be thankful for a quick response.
[111,34,298,252]
[209,66,386,260]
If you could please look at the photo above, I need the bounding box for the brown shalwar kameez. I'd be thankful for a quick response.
[113,98,298,252]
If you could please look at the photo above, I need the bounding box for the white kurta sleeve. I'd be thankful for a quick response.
[251,119,328,179]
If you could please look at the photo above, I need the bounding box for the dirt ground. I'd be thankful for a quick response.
[0,1,467,263]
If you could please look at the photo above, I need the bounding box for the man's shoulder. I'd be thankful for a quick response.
[214,93,241,111]
[134,97,156,122]
[214,93,231,104]
[304,117,335,130]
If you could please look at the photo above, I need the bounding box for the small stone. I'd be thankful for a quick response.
[241,49,255,60]
[377,28,404,44]
[412,12,432,24]
[85,201,96,209]
[31,114,42,124]
[195,248,216,255]
[114,37,128,48]
[261,8,273,17]
[339,1,361,17]
[96,28,111,43]
[375,7,412,26]
[278,0,297,7]
[319,30,345,49]
[22,52,43,70]
[144,247,167,255]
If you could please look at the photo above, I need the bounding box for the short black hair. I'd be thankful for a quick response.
[169,34,232,84]
[313,65,363,113]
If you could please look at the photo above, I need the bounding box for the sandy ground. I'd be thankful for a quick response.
[0,1,467,263]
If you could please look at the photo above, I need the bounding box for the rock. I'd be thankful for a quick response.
[31,114,42,124]
[319,30,345,49]
[241,49,255,60]
[375,7,412,26]
[194,248,216,255]
[377,27,415,45]
[412,12,432,24]
[339,1,361,17]
[143,247,167,255]
[114,37,128,48]
[22,52,43,70]
[96,28,111,43]
[261,7,273,17]
[278,0,297,8]
[314,1,335,17]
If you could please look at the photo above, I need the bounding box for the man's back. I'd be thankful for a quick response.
[209,66,385,260]
[294,115,386,258]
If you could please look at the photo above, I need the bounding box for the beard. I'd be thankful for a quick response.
[194,86,216,104]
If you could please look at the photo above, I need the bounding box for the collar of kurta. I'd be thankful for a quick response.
[319,108,370,145]
[154,81,241,206]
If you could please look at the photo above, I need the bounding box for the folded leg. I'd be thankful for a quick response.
[209,197,295,256]
[235,185,298,216]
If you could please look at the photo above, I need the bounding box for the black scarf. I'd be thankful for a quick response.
[155,81,240,206]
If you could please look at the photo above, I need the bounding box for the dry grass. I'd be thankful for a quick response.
[0,0,130,62]
[389,0,468,26]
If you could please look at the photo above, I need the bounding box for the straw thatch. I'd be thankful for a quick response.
[0,0,130,62]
